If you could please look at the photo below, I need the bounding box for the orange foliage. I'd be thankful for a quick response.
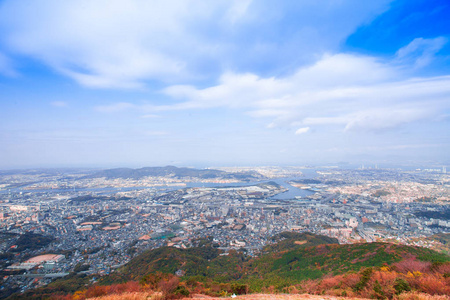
[66,259,450,300]
[317,274,345,290]
[393,259,432,274]
[83,292,155,300]
[158,276,180,298]
[107,281,141,294]
[298,279,319,294]
[372,269,398,284]
[341,272,360,288]
[290,266,450,300]
[71,281,143,300]
[84,285,109,298]
[409,274,450,295]
[432,262,450,274]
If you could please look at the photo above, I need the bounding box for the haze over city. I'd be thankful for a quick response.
[0,0,449,169]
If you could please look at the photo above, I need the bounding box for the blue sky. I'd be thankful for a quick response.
[0,0,449,169]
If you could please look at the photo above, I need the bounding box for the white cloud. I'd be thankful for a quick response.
[295,127,310,135]
[158,53,450,132]
[343,108,431,132]
[0,0,391,89]
[91,51,450,133]
[395,37,448,68]
[0,0,197,88]
[225,0,253,24]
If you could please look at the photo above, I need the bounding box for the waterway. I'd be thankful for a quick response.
[268,168,320,200]
[269,178,315,200]
[0,168,321,200]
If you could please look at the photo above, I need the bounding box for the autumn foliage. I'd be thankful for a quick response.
[67,281,142,300]
[18,237,448,300]
[289,259,450,299]
[58,258,450,300]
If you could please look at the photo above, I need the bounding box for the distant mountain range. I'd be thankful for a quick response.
[84,165,264,181]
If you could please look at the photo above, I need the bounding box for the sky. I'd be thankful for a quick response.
[0,0,449,169]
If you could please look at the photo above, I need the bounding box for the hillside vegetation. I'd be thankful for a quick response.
[6,232,450,300]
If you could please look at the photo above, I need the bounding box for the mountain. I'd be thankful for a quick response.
[106,232,449,287]
[6,233,450,299]
[83,165,263,181]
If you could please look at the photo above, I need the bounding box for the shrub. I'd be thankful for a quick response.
[353,267,373,292]
[84,285,108,298]
[317,274,344,290]
[341,272,360,289]
[412,274,450,295]
[394,278,412,295]
[158,276,180,299]
[173,285,190,297]
[393,259,432,274]
[140,272,165,289]
[231,283,248,295]
[299,279,319,294]
[108,281,141,294]
[372,280,385,299]
[431,262,450,275]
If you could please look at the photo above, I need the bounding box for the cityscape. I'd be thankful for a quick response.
[1,0,450,299]
[0,165,448,296]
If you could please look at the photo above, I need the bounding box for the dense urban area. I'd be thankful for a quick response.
[0,165,449,296]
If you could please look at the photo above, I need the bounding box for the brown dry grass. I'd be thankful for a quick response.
[86,291,161,300]
[85,292,450,300]
[186,294,449,300]
[88,294,371,300]
[398,292,450,300]
[186,294,368,300]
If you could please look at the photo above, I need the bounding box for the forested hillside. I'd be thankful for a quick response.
[6,232,450,300]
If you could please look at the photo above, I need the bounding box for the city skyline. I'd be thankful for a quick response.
[1,0,450,169]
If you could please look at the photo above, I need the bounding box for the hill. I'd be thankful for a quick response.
[104,232,448,288]
[83,165,263,181]
[242,241,449,291]
[6,233,450,299]
[53,292,450,300]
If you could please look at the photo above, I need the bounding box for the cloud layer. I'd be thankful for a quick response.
[0,0,449,167]
[0,0,391,88]
[97,52,449,133]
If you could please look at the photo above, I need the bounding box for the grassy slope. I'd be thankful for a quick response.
[6,233,450,299]
[102,233,337,285]
[241,242,450,291]
[102,232,449,291]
